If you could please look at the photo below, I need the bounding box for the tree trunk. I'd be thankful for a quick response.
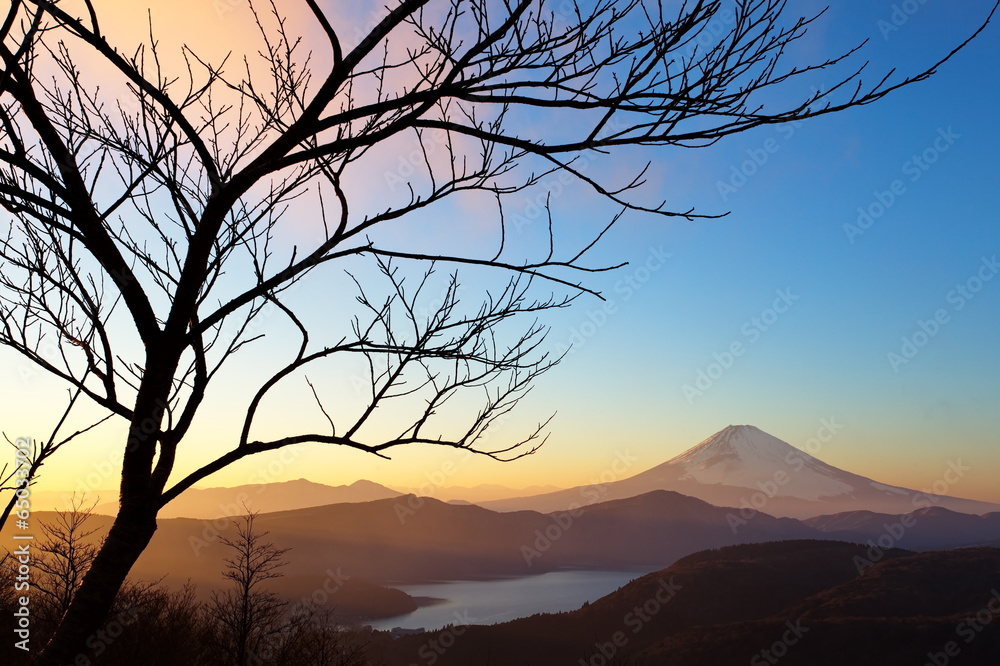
[33,355,175,666]
[31,506,157,666]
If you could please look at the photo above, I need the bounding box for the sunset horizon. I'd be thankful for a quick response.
[23,422,1000,507]
[2,1,999,664]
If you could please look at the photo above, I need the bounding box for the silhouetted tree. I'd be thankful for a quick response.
[282,608,373,666]
[202,510,372,666]
[205,511,291,666]
[2,502,196,666]
[0,1,995,663]
[0,400,110,532]
[101,583,210,666]
[31,498,100,634]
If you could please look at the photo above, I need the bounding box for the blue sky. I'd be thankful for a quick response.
[3,1,999,503]
[516,0,1000,500]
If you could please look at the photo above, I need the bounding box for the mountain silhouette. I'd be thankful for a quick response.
[93,478,401,518]
[482,425,1000,518]
[124,490,819,586]
[805,506,1000,550]
[369,541,1000,665]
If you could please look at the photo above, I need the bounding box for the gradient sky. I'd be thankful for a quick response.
[3,1,1000,505]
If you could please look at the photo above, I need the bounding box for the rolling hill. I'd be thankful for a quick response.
[368,541,1000,665]
[130,490,820,586]
[805,506,1000,550]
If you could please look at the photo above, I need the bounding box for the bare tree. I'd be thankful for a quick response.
[31,498,101,634]
[205,511,291,666]
[98,583,209,666]
[207,509,374,666]
[280,608,373,666]
[0,0,995,663]
[0,394,110,532]
[203,510,373,666]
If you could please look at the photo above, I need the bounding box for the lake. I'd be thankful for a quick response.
[367,569,649,632]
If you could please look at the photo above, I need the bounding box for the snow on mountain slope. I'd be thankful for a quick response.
[666,425,856,500]
[481,425,1000,519]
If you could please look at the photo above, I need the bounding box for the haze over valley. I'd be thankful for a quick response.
[2,1,998,663]
[9,426,999,632]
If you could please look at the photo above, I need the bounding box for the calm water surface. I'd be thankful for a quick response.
[367,569,648,631]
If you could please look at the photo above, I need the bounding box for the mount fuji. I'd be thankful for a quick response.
[482,425,1000,519]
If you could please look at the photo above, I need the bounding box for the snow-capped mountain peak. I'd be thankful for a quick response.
[662,424,856,500]
[480,424,1000,519]
[669,424,804,468]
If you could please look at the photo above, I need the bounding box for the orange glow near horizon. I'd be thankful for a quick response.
[22,419,1000,508]
[3,1,999,517]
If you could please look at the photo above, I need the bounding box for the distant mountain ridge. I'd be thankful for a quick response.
[81,425,1000,521]
[12,491,826,590]
[94,478,401,518]
[86,479,563,517]
[70,489,1000,590]
[805,506,1000,550]
[482,425,1000,518]
[10,488,1000,634]
[400,483,563,503]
